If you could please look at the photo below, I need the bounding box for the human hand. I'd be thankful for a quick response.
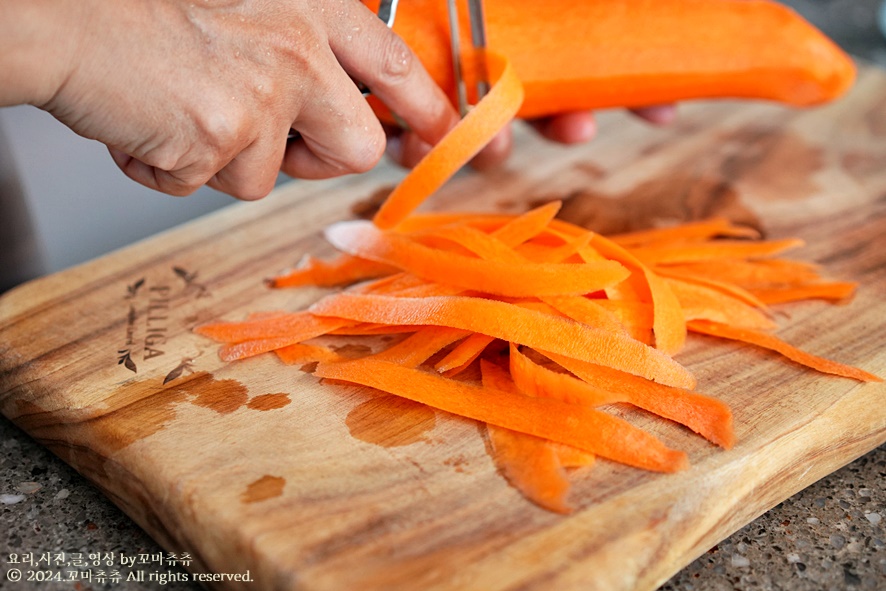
[385,105,678,171]
[39,0,460,200]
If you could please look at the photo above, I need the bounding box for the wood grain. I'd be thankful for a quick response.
[2,65,885,591]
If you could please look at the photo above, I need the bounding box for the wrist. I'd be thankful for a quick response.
[0,0,87,107]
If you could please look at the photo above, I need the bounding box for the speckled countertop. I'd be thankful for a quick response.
[2,2,886,589]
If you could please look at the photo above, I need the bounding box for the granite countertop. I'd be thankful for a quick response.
[2,2,885,589]
[1,415,883,590]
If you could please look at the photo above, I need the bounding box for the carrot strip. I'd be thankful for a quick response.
[665,277,777,331]
[687,319,883,382]
[435,333,496,374]
[629,238,805,266]
[314,357,688,472]
[653,266,771,311]
[411,224,525,262]
[590,235,687,355]
[750,282,857,305]
[275,343,344,365]
[486,425,573,513]
[270,254,396,288]
[610,218,760,247]
[545,352,735,449]
[373,52,524,229]
[372,327,469,367]
[491,201,563,246]
[541,295,629,336]
[555,444,597,468]
[662,259,822,289]
[309,292,696,389]
[325,220,629,297]
[509,345,627,407]
[196,312,352,343]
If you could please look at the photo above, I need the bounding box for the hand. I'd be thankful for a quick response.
[36,0,460,200]
[385,105,678,171]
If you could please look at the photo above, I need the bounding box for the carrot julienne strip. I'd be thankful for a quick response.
[435,333,496,374]
[749,282,857,305]
[324,220,629,297]
[196,312,353,344]
[687,319,882,382]
[544,352,735,449]
[373,52,524,229]
[314,357,688,472]
[610,218,760,247]
[629,238,805,266]
[308,292,696,389]
[270,254,396,288]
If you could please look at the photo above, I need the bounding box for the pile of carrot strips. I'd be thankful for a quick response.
[196,52,879,513]
[197,202,880,513]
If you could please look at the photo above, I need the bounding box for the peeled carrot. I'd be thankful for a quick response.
[374,0,855,119]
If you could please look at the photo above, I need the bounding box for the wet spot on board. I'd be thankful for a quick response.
[346,395,436,448]
[247,393,291,411]
[241,475,286,504]
[720,129,824,202]
[331,343,373,358]
[300,361,320,374]
[537,172,761,237]
[186,373,249,414]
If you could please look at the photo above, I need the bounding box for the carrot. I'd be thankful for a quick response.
[371,327,469,367]
[378,0,855,119]
[269,254,395,288]
[435,333,496,374]
[315,357,688,472]
[629,238,805,267]
[687,319,883,382]
[275,343,343,365]
[196,311,352,344]
[545,353,735,449]
[610,218,760,247]
[309,292,697,389]
[373,52,523,229]
[750,282,857,305]
[665,277,777,331]
[509,345,627,407]
[481,361,574,513]
[324,220,630,297]
[660,259,823,289]
[653,266,771,311]
[589,234,687,355]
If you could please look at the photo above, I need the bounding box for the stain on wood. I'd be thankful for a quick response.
[247,393,291,411]
[242,475,286,504]
[346,395,437,448]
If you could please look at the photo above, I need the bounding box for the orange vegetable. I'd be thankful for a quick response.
[309,292,696,388]
[325,220,629,297]
[373,0,855,119]
[373,52,523,228]
[687,320,883,382]
[198,209,879,514]
[314,357,689,473]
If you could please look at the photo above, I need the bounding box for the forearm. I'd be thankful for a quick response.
[0,0,82,107]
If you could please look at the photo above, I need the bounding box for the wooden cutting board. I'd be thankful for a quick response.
[2,65,885,591]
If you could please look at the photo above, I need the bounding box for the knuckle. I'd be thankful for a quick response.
[376,33,415,86]
[341,128,386,174]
